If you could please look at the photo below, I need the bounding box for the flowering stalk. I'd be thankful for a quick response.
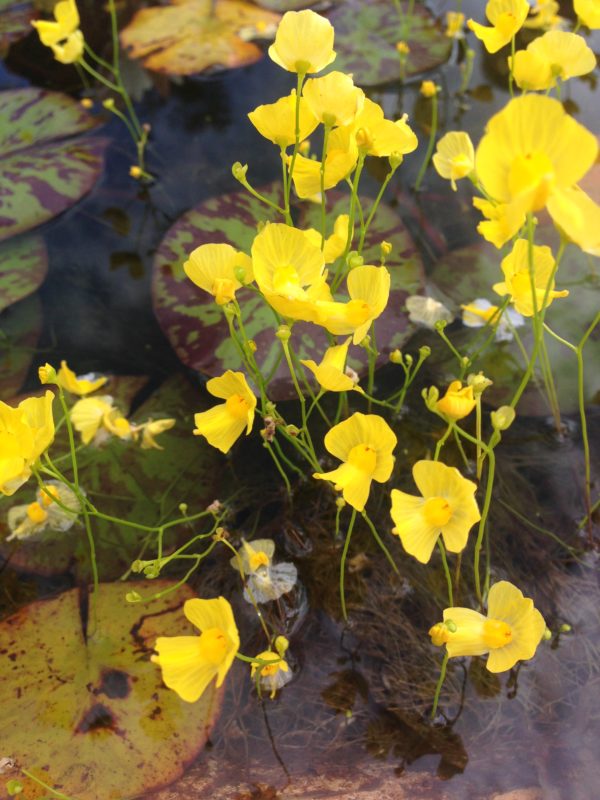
[414,84,439,191]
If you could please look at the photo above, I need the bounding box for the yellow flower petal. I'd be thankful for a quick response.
[268,9,335,74]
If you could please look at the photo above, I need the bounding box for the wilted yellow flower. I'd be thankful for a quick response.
[0,392,55,496]
[435,381,476,420]
[420,80,438,98]
[445,11,466,37]
[313,412,396,511]
[475,95,599,251]
[152,597,239,702]
[390,460,480,563]
[7,480,81,541]
[492,239,568,316]
[31,0,83,63]
[184,243,253,306]
[251,650,291,698]
[290,124,358,198]
[229,538,298,604]
[302,71,365,128]
[248,91,319,150]
[132,418,176,450]
[432,131,475,190]
[303,214,349,263]
[230,539,275,574]
[574,0,600,28]
[430,580,546,673]
[52,360,107,396]
[70,395,130,445]
[353,99,418,159]
[301,337,364,393]
[317,265,391,344]
[510,31,596,90]
[467,0,530,53]
[268,9,335,74]
[193,371,256,454]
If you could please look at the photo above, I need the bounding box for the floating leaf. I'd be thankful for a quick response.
[0,375,220,577]
[328,0,451,86]
[0,0,34,56]
[0,88,106,242]
[120,0,281,77]
[0,294,42,400]
[0,581,222,800]
[152,184,424,399]
[0,233,47,313]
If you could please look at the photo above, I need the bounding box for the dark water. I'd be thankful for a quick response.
[1,1,600,798]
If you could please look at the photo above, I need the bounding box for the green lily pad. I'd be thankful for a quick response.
[152,183,424,400]
[0,580,222,800]
[0,375,220,577]
[120,0,281,77]
[0,294,43,401]
[0,0,34,56]
[0,233,47,313]
[328,0,452,87]
[0,88,106,243]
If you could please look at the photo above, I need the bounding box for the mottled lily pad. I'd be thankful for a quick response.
[0,581,221,800]
[0,233,47,313]
[120,0,281,76]
[0,0,34,56]
[0,88,106,242]
[0,293,43,400]
[152,184,424,399]
[328,0,452,86]
[0,375,219,577]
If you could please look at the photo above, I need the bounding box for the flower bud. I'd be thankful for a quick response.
[125,591,142,603]
[422,385,440,412]
[6,781,23,796]
[102,98,115,110]
[80,98,93,109]
[38,363,57,385]
[276,324,291,342]
[490,405,516,432]
[247,340,257,353]
[234,265,247,283]
[467,371,493,396]
[346,251,364,269]
[543,627,552,641]
[559,623,572,633]
[389,152,404,169]
[419,345,431,359]
[129,165,142,179]
[389,349,403,364]
[286,424,300,437]
[335,496,346,509]
[380,241,392,257]
[420,80,438,98]
[404,354,413,366]
[275,635,289,657]
[396,41,410,55]
[232,162,249,182]
[179,502,188,514]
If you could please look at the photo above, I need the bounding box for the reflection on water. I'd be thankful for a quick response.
[1,0,600,797]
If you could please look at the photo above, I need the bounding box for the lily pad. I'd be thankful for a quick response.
[0,581,221,800]
[0,233,47,313]
[0,0,34,56]
[0,88,106,242]
[152,184,425,399]
[119,0,281,77]
[328,0,452,86]
[0,375,220,577]
[0,294,43,400]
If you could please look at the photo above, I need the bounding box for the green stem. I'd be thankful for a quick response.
[437,540,453,606]
[340,508,357,621]
[414,89,438,192]
[285,72,307,217]
[362,510,399,573]
[263,441,292,496]
[359,165,398,252]
[320,124,332,246]
[431,652,449,719]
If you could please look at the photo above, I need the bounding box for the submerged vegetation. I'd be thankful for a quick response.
[0,0,599,797]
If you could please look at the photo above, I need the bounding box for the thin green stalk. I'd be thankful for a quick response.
[340,508,357,621]
[358,164,398,251]
[280,337,320,468]
[431,652,449,719]
[264,440,292,496]
[320,124,332,246]
[285,72,306,218]
[508,35,516,96]
[437,540,453,606]
[414,89,438,192]
[362,510,399,573]
[272,436,305,480]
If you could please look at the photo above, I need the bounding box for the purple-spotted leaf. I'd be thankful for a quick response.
[0,375,219,577]
[0,581,222,800]
[0,233,47,313]
[0,294,43,400]
[152,184,425,399]
[328,0,452,86]
[120,0,281,76]
[0,0,34,56]
[0,88,106,242]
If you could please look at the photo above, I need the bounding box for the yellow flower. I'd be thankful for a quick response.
[268,9,335,74]
[435,380,476,420]
[353,99,418,158]
[70,395,130,444]
[230,539,275,574]
[396,41,410,55]
[467,0,530,53]
[390,460,480,563]
[290,123,358,198]
[313,412,397,511]
[0,392,55,496]
[248,91,319,150]
[430,580,546,673]
[184,243,253,306]
[523,0,562,30]
[251,223,326,321]
[475,95,599,250]
[7,480,81,541]
[303,214,350,264]
[432,131,475,190]
[152,596,240,703]
[301,337,364,394]
[31,0,83,64]
[302,71,365,128]
[492,238,568,316]
[420,80,438,98]
[38,363,57,384]
[251,650,291,698]
[510,31,596,90]
[574,0,600,28]
[445,11,466,37]
[134,418,176,450]
[316,265,391,345]
[193,371,256,454]
[53,360,107,396]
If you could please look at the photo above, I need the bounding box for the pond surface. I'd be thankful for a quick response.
[1,1,600,798]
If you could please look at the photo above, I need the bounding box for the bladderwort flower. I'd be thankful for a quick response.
[390,460,480,563]
[405,295,454,328]
[132,418,176,450]
[251,650,292,698]
[509,31,596,91]
[184,243,254,307]
[435,381,477,421]
[39,360,107,396]
[467,0,530,53]
[461,298,524,342]
[303,214,350,264]
[314,412,397,511]
[248,91,319,150]
[152,597,239,703]
[31,0,84,64]
[301,338,364,394]
[0,392,55,496]
[429,580,546,673]
[230,539,298,604]
[432,132,475,191]
[7,481,82,542]
[523,0,563,30]
[268,9,335,74]
[302,71,365,128]
[445,11,466,38]
[574,0,600,29]
[70,396,132,445]
[193,371,256,454]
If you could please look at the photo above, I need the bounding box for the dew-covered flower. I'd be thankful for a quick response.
[467,0,530,53]
[314,413,397,511]
[268,10,335,74]
[510,31,595,90]
[405,295,454,328]
[193,372,256,454]
[0,392,55,496]
[230,539,298,604]
[6,480,82,542]
[301,337,363,394]
[435,381,476,421]
[152,597,240,703]
[429,580,546,673]
[31,0,84,64]
[461,298,524,342]
[432,132,475,190]
[248,91,319,150]
[390,460,480,563]
[184,243,254,306]
[251,650,292,698]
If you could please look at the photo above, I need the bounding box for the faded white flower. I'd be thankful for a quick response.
[406,295,454,329]
[230,538,298,604]
[461,298,524,342]
[6,481,82,542]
